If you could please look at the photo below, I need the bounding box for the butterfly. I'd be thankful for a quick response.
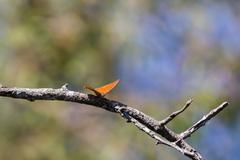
[84,79,120,97]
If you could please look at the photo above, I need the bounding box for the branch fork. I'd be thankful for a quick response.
[0,84,228,160]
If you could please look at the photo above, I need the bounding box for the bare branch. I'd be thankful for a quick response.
[0,86,118,112]
[0,85,227,160]
[118,108,198,159]
[119,106,203,160]
[118,109,171,147]
[180,102,229,140]
[159,99,193,126]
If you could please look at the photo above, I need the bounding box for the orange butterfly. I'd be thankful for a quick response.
[84,79,120,97]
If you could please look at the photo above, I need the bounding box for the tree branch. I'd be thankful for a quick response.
[159,99,193,126]
[117,107,199,159]
[0,85,228,160]
[180,101,229,140]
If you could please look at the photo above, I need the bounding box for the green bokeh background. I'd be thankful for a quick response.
[0,1,239,160]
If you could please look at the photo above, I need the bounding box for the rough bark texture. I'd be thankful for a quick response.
[0,85,228,160]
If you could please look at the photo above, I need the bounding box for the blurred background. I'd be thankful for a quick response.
[0,0,239,159]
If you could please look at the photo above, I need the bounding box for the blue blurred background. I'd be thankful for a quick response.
[0,0,239,159]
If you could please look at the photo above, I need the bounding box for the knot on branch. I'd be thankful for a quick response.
[61,83,69,91]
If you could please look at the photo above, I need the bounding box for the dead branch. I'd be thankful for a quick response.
[159,99,193,126]
[0,85,228,160]
[180,102,228,140]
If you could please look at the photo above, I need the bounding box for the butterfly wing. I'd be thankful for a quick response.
[94,79,120,96]
[84,79,120,97]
